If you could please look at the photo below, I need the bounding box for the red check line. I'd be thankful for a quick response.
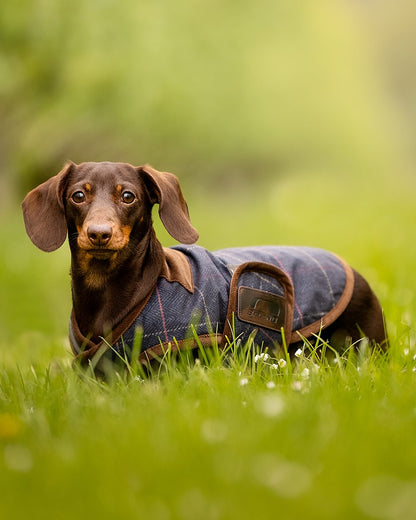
[155,286,169,343]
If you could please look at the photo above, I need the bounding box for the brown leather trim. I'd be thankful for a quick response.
[222,261,295,346]
[138,333,223,364]
[160,247,194,293]
[290,255,355,343]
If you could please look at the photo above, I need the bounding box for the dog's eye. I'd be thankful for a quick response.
[121,191,135,204]
[72,191,86,204]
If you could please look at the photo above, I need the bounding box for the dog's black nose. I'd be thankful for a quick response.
[87,224,113,247]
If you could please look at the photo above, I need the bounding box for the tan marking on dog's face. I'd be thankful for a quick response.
[75,248,121,289]
[121,225,132,244]
[76,220,130,252]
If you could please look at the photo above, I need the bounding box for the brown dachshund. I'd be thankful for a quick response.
[22,161,387,367]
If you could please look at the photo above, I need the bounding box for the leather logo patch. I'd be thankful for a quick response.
[237,286,285,332]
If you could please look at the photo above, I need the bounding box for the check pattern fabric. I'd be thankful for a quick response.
[84,245,353,362]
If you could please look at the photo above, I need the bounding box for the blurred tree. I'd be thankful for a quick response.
[0,0,404,200]
[349,0,416,164]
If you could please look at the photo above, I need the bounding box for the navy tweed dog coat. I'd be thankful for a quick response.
[69,245,354,366]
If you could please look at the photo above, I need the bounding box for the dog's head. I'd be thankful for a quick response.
[22,161,199,265]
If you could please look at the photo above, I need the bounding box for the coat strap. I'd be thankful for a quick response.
[222,261,295,347]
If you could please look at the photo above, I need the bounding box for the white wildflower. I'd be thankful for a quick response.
[294,348,303,358]
[301,368,310,379]
[404,348,410,356]
[254,353,270,363]
[259,394,285,418]
[266,381,276,389]
[271,364,279,370]
[240,377,249,386]
[278,359,287,368]
[292,379,310,393]
[291,380,303,392]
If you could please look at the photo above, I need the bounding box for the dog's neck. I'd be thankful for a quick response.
[70,227,164,342]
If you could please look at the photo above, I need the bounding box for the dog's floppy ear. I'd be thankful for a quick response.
[22,162,74,252]
[137,164,199,244]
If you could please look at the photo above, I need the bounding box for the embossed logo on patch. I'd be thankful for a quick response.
[237,286,285,332]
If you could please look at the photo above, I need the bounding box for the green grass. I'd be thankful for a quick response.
[1,171,416,519]
[1,342,416,519]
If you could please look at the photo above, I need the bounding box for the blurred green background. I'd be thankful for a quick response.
[3,5,416,518]
[1,0,416,361]
[2,0,416,195]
